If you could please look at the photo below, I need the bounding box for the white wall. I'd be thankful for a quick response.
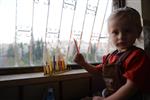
[126,0,143,48]
[126,0,142,16]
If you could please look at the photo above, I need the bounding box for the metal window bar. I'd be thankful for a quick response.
[57,0,76,41]
[96,0,110,49]
[15,0,34,66]
[78,0,89,49]
[45,0,64,46]
[43,0,50,64]
[47,0,77,48]
[63,0,88,64]
[87,0,100,53]
[57,0,77,65]
[30,0,35,65]
[66,0,77,62]
[57,0,64,40]
[13,0,112,66]
[44,0,65,64]
[14,0,18,66]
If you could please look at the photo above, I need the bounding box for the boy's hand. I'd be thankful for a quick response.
[81,96,92,100]
[73,39,87,66]
[93,96,105,100]
[74,53,86,66]
[74,39,80,53]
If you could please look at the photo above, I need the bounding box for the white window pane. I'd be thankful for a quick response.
[0,0,113,67]
[16,0,33,27]
[0,0,16,67]
[59,3,75,41]
[80,11,95,53]
[48,0,63,33]
[33,0,48,40]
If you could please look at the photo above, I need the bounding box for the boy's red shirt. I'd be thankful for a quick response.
[96,47,150,92]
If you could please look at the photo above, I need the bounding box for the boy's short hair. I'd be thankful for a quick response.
[108,7,142,38]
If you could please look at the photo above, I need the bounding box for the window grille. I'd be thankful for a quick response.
[0,0,112,67]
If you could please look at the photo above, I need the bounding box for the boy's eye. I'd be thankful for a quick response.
[111,31,119,35]
[123,29,130,33]
[122,28,133,33]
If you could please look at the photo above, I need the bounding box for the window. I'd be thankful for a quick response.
[0,0,112,68]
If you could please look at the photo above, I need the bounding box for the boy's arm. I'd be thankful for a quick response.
[104,79,138,100]
[81,61,103,75]
[73,39,103,75]
[74,53,102,75]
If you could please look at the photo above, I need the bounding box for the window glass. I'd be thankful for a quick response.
[0,0,112,68]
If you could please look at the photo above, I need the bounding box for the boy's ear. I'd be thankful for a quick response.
[137,26,142,38]
[139,26,142,33]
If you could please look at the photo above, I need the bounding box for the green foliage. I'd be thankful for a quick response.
[4,40,103,67]
[7,44,15,57]
[33,39,44,65]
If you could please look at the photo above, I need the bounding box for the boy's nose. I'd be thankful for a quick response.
[118,32,125,40]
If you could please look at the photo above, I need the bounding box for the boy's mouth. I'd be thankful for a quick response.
[117,42,128,47]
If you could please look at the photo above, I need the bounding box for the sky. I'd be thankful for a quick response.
[0,0,112,44]
[0,0,16,44]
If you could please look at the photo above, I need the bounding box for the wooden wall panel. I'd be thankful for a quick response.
[22,82,60,100]
[0,87,20,100]
[61,78,90,100]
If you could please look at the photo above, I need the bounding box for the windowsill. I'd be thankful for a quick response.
[0,63,100,75]
[0,69,91,87]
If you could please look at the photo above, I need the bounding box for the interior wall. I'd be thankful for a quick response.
[125,0,144,49]
[142,0,150,21]
[126,0,150,57]
[142,0,150,57]
[126,0,142,15]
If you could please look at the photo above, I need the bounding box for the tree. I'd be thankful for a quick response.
[6,44,15,66]
[33,38,44,64]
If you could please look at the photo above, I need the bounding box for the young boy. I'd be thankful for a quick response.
[74,7,150,100]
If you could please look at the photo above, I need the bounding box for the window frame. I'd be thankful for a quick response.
[0,0,125,75]
[0,63,101,75]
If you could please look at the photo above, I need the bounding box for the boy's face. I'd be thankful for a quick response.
[108,17,139,52]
